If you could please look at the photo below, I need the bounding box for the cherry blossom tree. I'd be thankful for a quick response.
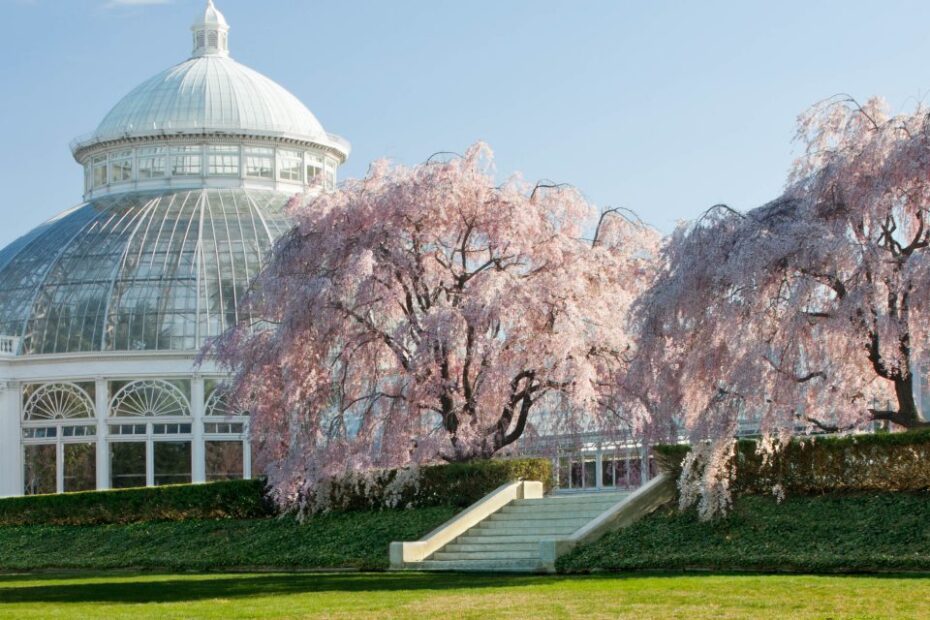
[211,143,659,508]
[630,96,930,518]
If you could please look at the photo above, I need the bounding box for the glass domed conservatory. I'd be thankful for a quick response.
[0,1,349,496]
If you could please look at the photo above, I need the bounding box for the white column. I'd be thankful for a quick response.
[94,378,110,490]
[594,444,604,490]
[243,437,252,480]
[640,444,650,486]
[0,381,23,497]
[191,375,205,483]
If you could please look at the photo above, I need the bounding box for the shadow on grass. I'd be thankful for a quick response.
[0,572,556,604]
[2,570,929,605]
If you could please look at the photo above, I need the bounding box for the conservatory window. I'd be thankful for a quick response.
[92,156,108,188]
[63,443,96,493]
[154,441,192,486]
[244,147,274,179]
[208,146,240,176]
[23,445,56,495]
[138,147,167,179]
[171,146,203,176]
[110,442,146,489]
[278,149,303,182]
[204,422,244,434]
[306,153,323,181]
[324,158,337,190]
[206,441,244,481]
[109,150,133,184]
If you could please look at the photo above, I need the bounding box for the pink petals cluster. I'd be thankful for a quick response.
[631,97,930,518]
[212,143,659,511]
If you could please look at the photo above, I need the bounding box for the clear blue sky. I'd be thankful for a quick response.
[1,0,929,247]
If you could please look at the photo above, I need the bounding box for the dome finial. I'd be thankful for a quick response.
[191,0,230,58]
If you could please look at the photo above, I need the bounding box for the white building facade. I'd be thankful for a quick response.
[0,1,349,497]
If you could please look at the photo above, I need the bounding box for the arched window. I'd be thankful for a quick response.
[23,383,94,421]
[108,380,192,489]
[204,387,250,481]
[109,380,190,418]
[22,383,97,495]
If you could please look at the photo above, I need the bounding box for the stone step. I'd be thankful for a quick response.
[431,550,541,561]
[499,503,618,516]
[454,534,551,544]
[470,525,584,536]
[488,510,606,521]
[413,559,542,572]
[479,515,590,526]
[510,495,628,507]
[442,541,539,553]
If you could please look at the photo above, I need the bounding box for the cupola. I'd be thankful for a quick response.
[191,0,230,58]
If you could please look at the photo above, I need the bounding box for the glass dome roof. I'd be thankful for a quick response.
[0,189,291,355]
[90,55,329,145]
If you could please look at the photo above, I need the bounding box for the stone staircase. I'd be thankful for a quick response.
[414,491,630,572]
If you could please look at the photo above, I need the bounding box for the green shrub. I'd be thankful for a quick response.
[653,429,930,495]
[0,457,552,524]
[0,506,458,571]
[557,491,930,573]
[0,479,271,526]
[317,457,554,512]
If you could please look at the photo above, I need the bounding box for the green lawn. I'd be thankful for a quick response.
[0,571,929,619]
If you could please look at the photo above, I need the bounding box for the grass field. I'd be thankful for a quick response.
[1,571,929,619]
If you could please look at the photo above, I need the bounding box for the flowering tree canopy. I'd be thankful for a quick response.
[630,97,930,517]
[212,143,659,507]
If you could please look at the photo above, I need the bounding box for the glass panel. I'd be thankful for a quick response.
[138,147,167,179]
[63,443,96,492]
[23,427,56,439]
[245,148,274,179]
[583,458,596,488]
[24,444,56,495]
[109,157,133,183]
[206,441,243,481]
[602,458,615,487]
[570,460,583,488]
[110,442,146,489]
[628,458,643,488]
[277,149,302,181]
[558,457,569,488]
[93,160,108,188]
[172,146,202,176]
[154,441,191,486]
[208,146,240,176]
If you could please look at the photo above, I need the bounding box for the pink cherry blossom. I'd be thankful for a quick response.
[209,143,660,510]
[630,96,930,518]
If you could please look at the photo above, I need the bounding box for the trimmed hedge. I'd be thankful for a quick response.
[557,491,930,573]
[0,479,271,526]
[316,457,554,512]
[653,429,930,495]
[0,457,552,525]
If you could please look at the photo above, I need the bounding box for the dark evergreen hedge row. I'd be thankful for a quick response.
[0,479,271,526]
[0,457,553,525]
[316,457,554,512]
[653,429,930,495]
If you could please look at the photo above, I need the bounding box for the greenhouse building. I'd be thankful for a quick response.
[0,1,349,496]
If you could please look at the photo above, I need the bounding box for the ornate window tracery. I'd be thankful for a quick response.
[23,383,95,421]
[109,380,190,418]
